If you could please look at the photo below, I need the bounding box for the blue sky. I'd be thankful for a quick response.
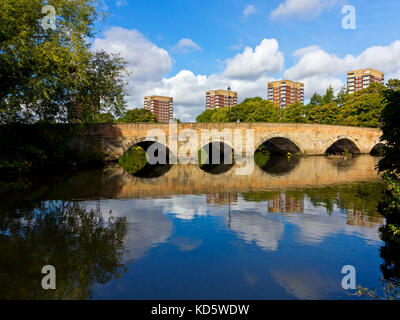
[93,0,400,121]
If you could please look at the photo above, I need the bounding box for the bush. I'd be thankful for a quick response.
[0,122,102,174]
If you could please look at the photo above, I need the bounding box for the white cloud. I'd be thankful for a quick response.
[293,45,322,57]
[270,268,338,299]
[93,28,283,121]
[92,27,172,82]
[223,39,284,80]
[243,4,256,17]
[270,0,336,20]
[92,26,400,121]
[171,38,202,53]
[229,212,285,252]
[284,40,400,99]
[116,0,127,7]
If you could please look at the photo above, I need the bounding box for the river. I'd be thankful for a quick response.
[0,154,389,299]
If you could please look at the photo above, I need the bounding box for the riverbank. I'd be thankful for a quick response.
[0,123,106,176]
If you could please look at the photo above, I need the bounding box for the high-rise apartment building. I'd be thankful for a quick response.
[144,96,173,123]
[347,68,384,94]
[206,89,238,110]
[267,80,304,109]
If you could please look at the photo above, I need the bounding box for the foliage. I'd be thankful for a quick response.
[244,99,281,122]
[379,88,400,173]
[0,122,104,173]
[0,0,127,123]
[119,146,147,174]
[68,51,128,123]
[194,82,391,128]
[118,108,157,123]
[354,278,400,300]
[337,83,387,128]
[210,108,231,122]
[253,151,270,168]
[379,172,400,234]
[196,98,280,123]
[321,86,335,105]
[282,101,308,123]
[376,84,400,284]
[195,83,389,128]
[94,113,115,123]
[309,86,336,106]
[308,102,340,125]
[334,86,348,107]
[309,92,323,106]
[196,109,217,122]
[387,79,400,91]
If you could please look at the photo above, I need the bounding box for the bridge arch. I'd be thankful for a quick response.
[198,141,235,174]
[121,136,177,161]
[324,137,361,155]
[118,137,175,178]
[255,134,303,156]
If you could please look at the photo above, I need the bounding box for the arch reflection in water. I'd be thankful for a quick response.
[199,142,235,174]
[254,152,300,176]
[119,141,173,178]
[55,155,381,200]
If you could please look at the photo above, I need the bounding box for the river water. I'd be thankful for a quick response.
[0,154,389,299]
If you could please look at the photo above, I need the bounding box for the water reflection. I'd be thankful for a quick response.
[256,155,300,176]
[133,163,173,178]
[119,145,173,178]
[0,202,127,300]
[35,155,381,201]
[88,200,173,262]
[0,155,391,299]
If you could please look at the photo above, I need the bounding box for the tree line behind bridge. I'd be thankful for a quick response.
[93,80,400,127]
[195,80,400,128]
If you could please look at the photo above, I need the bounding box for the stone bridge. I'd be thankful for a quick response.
[76,123,384,161]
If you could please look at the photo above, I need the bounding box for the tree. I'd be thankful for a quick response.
[283,102,307,123]
[387,79,400,91]
[196,98,281,123]
[338,83,386,127]
[377,86,400,282]
[210,108,230,122]
[94,113,115,123]
[0,0,127,124]
[334,86,348,107]
[68,51,128,123]
[235,98,280,122]
[241,97,263,104]
[309,93,323,106]
[245,103,280,122]
[379,88,400,173]
[118,108,157,123]
[321,86,335,105]
[196,109,217,122]
[308,102,340,125]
